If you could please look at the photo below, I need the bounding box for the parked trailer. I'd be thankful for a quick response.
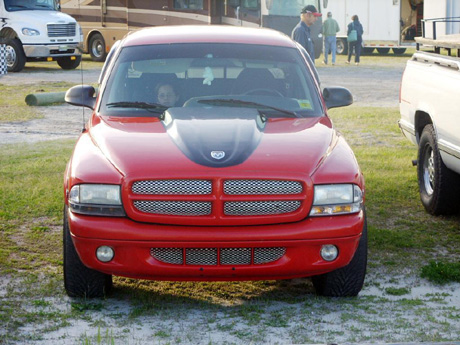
[322,0,423,55]
[60,0,324,62]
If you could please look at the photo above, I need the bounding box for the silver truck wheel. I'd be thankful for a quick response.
[5,38,26,72]
[417,125,459,215]
[89,33,107,62]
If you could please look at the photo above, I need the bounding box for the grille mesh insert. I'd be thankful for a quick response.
[254,247,286,264]
[186,248,218,265]
[224,201,301,216]
[132,180,212,195]
[134,200,211,216]
[150,247,286,265]
[224,180,302,195]
[151,248,183,264]
[220,248,251,265]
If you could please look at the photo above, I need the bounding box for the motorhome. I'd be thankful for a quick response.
[60,0,324,61]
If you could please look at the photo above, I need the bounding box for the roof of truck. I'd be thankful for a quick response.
[123,25,297,48]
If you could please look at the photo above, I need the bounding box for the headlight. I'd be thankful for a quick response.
[22,28,40,36]
[310,184,363,216]
[69,184,125,216]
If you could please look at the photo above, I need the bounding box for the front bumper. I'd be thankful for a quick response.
[68,210,365,281]
[23,43,81,58]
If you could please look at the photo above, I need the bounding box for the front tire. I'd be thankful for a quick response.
[417,125,459,215]
[63,206,112,298]
[57,56,81,70]
[312,214,367,297]
[5,38,26,72]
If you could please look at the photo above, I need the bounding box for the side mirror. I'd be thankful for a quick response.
[323,87,353,109]
[65,85,96,109]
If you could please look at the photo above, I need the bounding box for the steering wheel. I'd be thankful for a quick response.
[243,88,284,97]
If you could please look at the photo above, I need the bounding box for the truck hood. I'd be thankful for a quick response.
[90,107,336,179]
[6,10,76,26]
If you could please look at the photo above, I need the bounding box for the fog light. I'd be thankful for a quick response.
[320,245,338,262]
[96,246,114,262]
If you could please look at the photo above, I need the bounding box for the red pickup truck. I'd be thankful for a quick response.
[63,25,367,298]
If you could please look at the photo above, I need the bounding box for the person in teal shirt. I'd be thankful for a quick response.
[321,12,340,65]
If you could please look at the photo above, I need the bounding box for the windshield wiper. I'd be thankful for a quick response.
[197,99,299,118]
[106,101,167,114]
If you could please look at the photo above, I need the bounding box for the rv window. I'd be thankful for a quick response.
[174,0,204,9]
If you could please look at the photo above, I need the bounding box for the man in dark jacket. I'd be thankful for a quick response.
[291,5,322,62]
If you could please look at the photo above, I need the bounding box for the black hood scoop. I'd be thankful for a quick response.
[162,107,266,168]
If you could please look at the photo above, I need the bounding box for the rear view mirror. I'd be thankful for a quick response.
[65,85,96,109]
[323,87,353,109]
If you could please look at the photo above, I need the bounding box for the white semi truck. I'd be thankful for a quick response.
[0,0,82,72]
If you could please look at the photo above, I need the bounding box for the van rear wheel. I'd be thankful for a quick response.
[89,33,107,62]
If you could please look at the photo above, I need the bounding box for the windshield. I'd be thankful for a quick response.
[100,43,322,118]
[267,0,320,16]
[4,0,58,11]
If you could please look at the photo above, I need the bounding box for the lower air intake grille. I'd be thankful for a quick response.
[186,248,218,265]
[134,200,211,216]
[151,248,183,264]
[254,247,286,264]
[150,247,286,265]
[220,248,251,265]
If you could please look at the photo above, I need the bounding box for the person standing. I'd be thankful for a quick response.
[291,5,322,62]
[346,15,364,65]
[321,12,340,65]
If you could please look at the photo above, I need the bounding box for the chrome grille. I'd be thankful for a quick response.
[151,248,183,264]
[254,247,286,264]
[134,201,211,216]
[224,180,303,195]
[224,201,301,216]
[132,180,212,195]
[47,23,76,37]
[151,247,286,265]
[220,248,251,265]
[186,248,217,265]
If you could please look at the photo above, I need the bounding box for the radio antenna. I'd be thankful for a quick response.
[77,0,85,133]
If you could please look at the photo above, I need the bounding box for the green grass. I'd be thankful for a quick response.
[421,261,460,284]
[0,82,78,122]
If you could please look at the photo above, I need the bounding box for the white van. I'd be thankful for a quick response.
[0,0,82,72]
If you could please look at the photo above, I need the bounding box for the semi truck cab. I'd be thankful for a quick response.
[0,0,82,72]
